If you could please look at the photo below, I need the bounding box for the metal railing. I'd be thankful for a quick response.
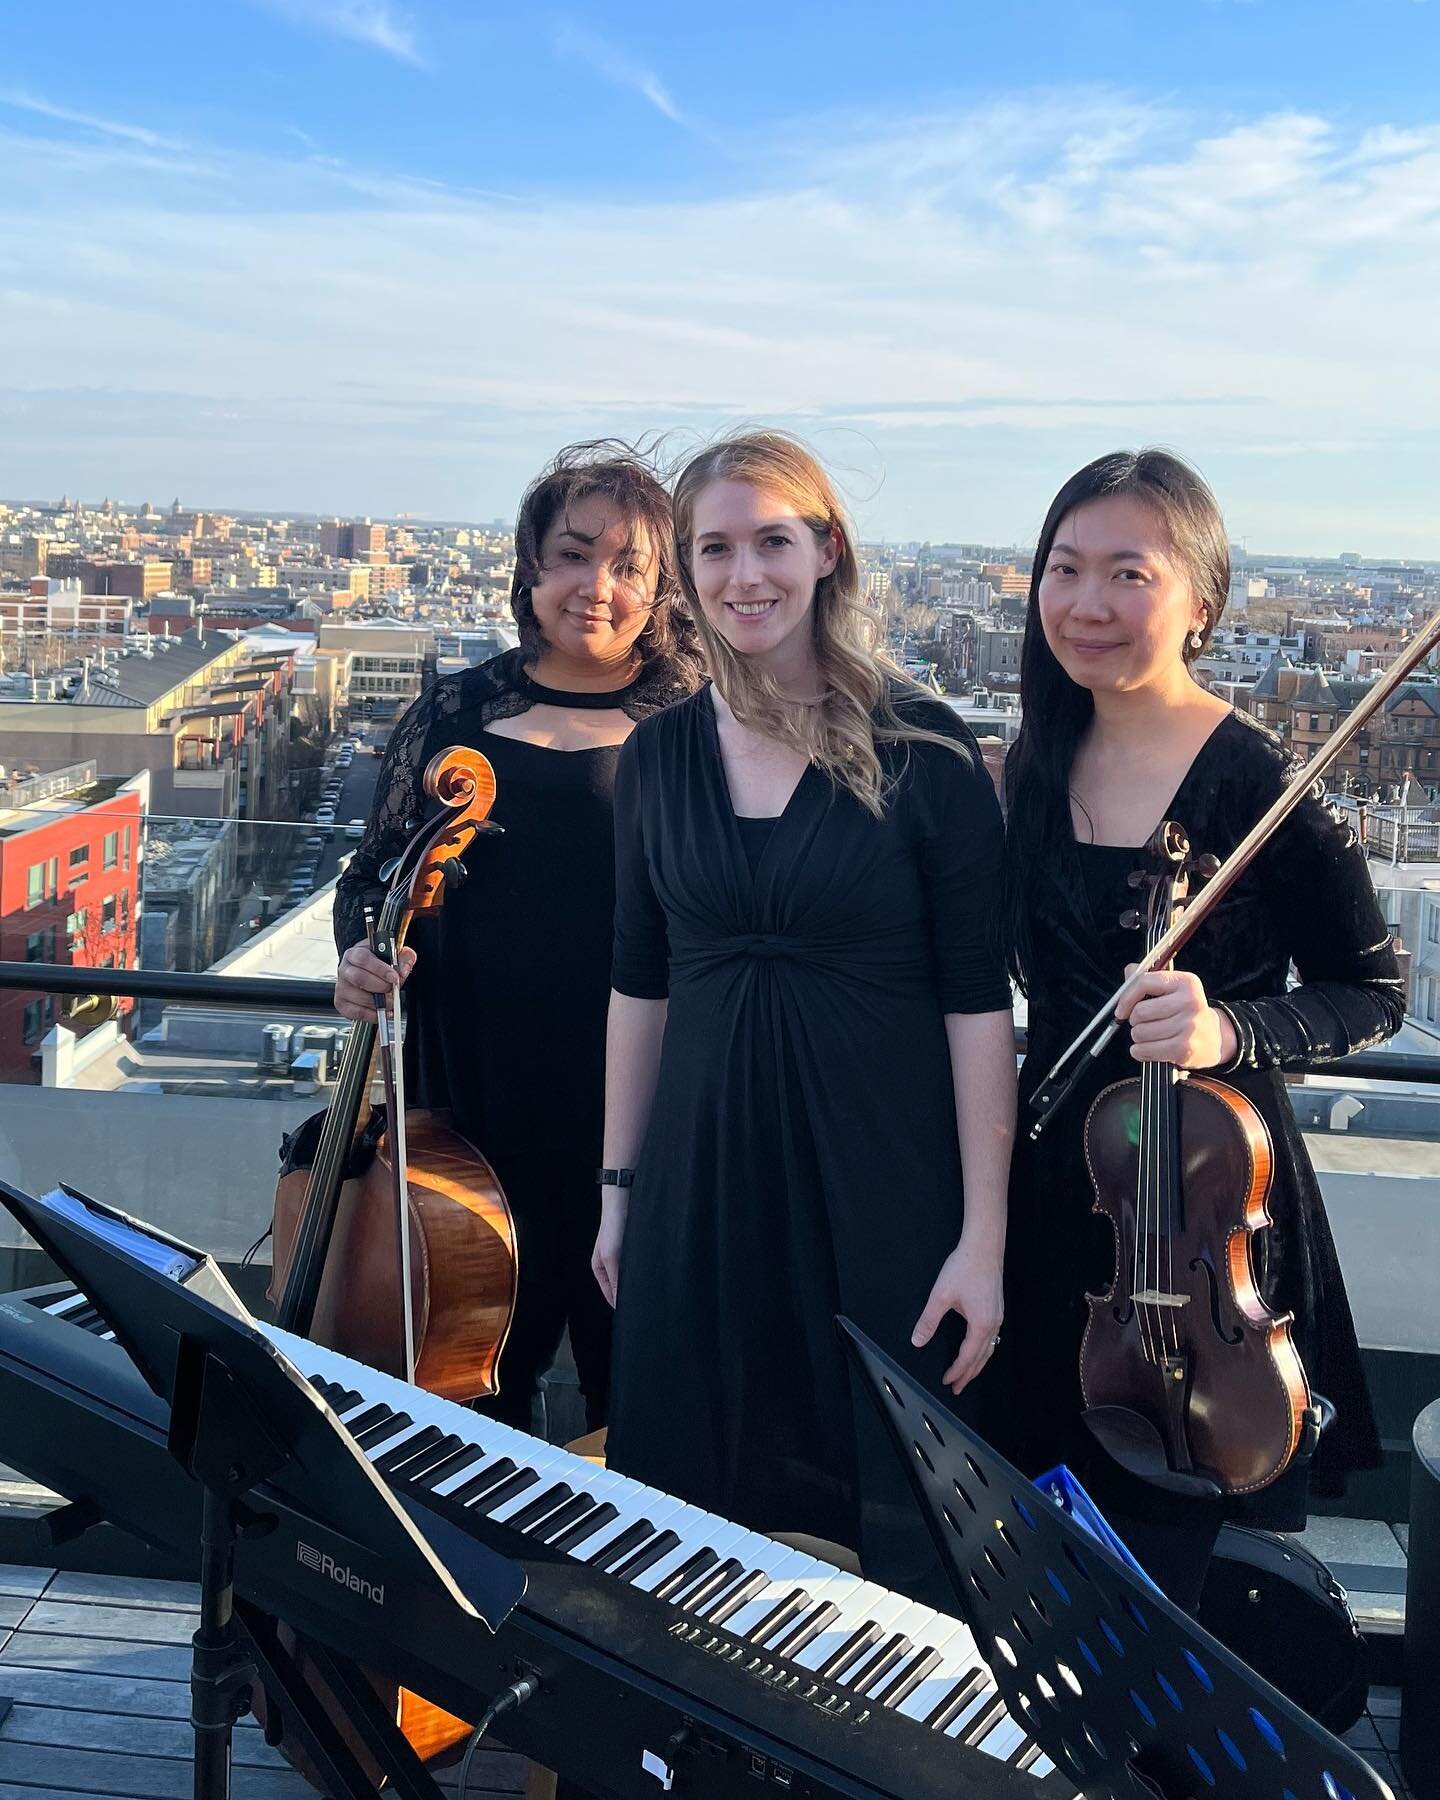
[3,959,1440,1083]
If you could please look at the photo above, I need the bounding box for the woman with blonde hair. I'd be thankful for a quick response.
[594,432,1016,1599]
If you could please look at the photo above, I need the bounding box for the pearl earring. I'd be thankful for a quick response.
[1189,630,1203,650]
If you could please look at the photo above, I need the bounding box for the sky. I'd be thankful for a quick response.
[1,1,1438,556]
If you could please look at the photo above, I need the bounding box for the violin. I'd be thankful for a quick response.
[1078,821,1317,1497]
[263,744,519,1775]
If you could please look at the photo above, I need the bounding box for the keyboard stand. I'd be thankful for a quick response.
[839,1318,1393,1800]
[0,1179,526,1800]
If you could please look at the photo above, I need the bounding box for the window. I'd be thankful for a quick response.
[26,864,44,907]
[22,1001,42,1044]
[66,907,87,941]
[101,894,118,933]
[68,844,89,872]
[103,831,118,870]
[1428,904,1440,947]
[121,828,131,871]
[1309,714,1320,730]
[25,931,45,962]
[119,892,130,931]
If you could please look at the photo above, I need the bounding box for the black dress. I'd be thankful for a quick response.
[334,648,695,1434]
[606,686,1013,1602]
[1000,710,1404,1581]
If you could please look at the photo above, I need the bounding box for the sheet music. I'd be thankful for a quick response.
[37,1189,200,1283]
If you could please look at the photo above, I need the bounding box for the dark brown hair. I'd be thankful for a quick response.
[510,439,697,677]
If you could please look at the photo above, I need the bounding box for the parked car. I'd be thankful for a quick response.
[302,835,325,852]
[346,819,365,840]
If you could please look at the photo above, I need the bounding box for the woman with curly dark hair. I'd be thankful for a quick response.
[334,441,701,1435]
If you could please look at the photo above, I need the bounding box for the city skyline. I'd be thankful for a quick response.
[2,2,1438,553]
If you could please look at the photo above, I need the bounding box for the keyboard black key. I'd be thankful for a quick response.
[585,1521,655,1571]
[653,1547,718,1604]
[393,1433,466,1480]
[407,1443,487,1491]
[958,1695,1010,1749]
[771,1601,840,1660]
[531,1494,595,1543]
[928,1668,989,1733]
[681,1558,743,1613]
[447,1457,519,1505]
[353,1409,412,1450]
[851,1635,911,1696]
[549,1501,618,1553]
[612,1529,682,1584]
[876,1645,942,1708]
[700,1569,769,1626]
[339,1404,393,1441]
[507,1483,574,1535]
[818,1623,885,1683]
[468,1468,541,1517]
[743,1589,808,1646]
[374,1425,446,1473]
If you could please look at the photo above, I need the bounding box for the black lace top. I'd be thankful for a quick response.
[334,648,698,1163]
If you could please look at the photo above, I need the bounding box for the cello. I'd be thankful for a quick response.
[1077,821,1315,1497]
[264,743,519,1771]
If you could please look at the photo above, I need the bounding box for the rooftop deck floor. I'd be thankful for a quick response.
[0,1564,1417,1799]
[0,1567,527,1799]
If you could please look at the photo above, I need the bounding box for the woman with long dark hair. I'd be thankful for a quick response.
[333,441,701,1435]
[999,449,1403,1607]
[596,431,1016,1603]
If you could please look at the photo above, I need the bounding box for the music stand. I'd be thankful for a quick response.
[839,1318,1392,1800]
[0,1179,525,1800]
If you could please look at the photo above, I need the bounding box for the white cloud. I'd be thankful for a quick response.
[250,0,424,66]
[551,22,686,126]
[0,88,187,151]
[0,93,1437,548]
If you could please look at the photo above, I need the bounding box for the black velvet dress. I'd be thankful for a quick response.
[334,649,696,1433]
[1000,710,1404,1555]
[605,687,1013,1602]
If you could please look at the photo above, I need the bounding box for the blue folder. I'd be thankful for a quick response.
[1033,1463,1165,1597]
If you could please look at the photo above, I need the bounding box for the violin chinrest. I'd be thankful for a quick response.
[1082,1404,1224,1499]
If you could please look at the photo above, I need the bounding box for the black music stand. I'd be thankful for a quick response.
[840,1319,1392,1800]
[0,1179,525,1800]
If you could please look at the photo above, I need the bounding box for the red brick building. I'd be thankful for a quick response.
[0,766,143,1081]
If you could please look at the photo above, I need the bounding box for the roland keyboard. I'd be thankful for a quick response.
[0,1282,1070,1798]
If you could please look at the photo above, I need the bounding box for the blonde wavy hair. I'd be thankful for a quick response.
[673,431,970,816]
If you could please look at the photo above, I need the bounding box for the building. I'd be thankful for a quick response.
[320,519,387,560]
[0,630,295,822]
[54,559,174,599]
[0,762,145,1082]
[973,621,1025,691]
[1242,657,1440,797]
[317,618,432,719]
[0,581,134,644]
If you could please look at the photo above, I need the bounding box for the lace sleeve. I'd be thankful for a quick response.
[332,687,446,954]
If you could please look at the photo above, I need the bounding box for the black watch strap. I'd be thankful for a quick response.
[596,1167,636,1189]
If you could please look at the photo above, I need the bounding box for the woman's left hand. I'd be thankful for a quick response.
[912,1236,1005,1396]
[1116,965,1239,1070]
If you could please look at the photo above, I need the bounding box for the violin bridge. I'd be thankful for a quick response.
[1132,1289,1191,1308]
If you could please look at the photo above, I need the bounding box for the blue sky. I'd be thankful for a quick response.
[1,1,1438,554]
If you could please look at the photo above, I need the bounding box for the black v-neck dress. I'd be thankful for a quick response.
[605,687,1012,1600]
[999,710,1404,1537]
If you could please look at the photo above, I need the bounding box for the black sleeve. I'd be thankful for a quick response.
[332,686,444,954]
[610,731,671,1000]
[909,731,1014,1015]
[1216,774,1405,1072]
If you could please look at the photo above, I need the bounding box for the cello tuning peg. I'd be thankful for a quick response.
[440,858,468,890]
[1119,909,1144,931]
